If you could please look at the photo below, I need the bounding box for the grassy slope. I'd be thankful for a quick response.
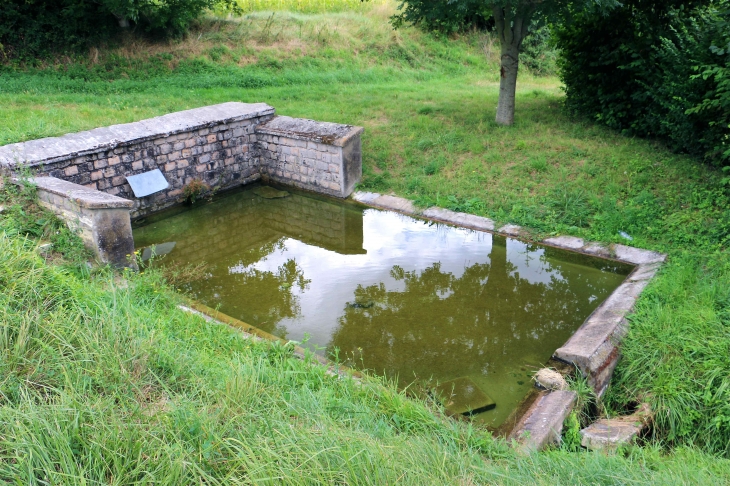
[1,3,729,479]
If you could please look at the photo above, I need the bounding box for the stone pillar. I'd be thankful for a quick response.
[31,177,136,269]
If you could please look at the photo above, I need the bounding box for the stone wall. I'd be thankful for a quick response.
[0,103,363,219]
[0,103,275,218]
[0,103,364,266]
[256,116,363,198]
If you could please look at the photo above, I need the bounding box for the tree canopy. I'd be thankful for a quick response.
[394,0,622,125]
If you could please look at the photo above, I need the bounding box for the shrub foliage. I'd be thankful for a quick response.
[555,1,730,165]
[391,0,494,33]
[0,0,237,60]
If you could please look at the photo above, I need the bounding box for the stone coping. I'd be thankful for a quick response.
[0,102,275,168]
[509,390,578,451]
[31,176,134,209]
[255,115,364,147]
[352,191,665,266]
[351,191,667,450]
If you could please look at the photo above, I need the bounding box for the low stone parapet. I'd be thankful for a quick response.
[0,102,275,218]
[31,176,136,269]
[0,104,364,219]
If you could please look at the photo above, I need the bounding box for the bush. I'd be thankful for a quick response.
[391,0,494,33]
[555,1,730,165]
[0,0,238,60]
[0,1,117,61]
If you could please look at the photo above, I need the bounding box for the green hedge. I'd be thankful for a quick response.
[0,0,236,60]
[555,1,730,165]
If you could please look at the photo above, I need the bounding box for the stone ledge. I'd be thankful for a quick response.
[510,390,577,451]
[421,207,496,231]
[0,102,274,168]
[497,224,523,236]
[352,192,417,214]
[256,116,364,147]
[30,176,135,269]
[543,235,585,250]
[31,176,134,209]
[580,404,652,452]
[540,237,667,266]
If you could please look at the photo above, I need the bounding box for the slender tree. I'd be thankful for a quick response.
[493,1,625,125]
[394,0,622,125]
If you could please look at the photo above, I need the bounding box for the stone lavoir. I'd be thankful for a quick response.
[1,102,666,451]
[0,102,364,267]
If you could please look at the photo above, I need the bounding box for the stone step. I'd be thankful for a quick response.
[580,403,652,452]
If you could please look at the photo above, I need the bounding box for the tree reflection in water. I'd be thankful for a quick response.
[329,241,625,411]
[133,186,631,425]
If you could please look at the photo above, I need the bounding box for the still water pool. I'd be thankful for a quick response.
[133,185,631,427]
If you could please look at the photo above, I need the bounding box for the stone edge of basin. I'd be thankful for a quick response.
[0,102,275,168]
[23,176,136,269]
[508,390,578,452]
[351,191,667,451]
[255,115,365,148]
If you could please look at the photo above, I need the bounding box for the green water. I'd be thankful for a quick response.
[133,185,632,427]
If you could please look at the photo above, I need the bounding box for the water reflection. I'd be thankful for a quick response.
[133,186,631,426]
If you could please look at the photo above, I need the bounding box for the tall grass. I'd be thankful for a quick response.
[606,252,730,455]
[232,0,389,13]
[1,211,729,483]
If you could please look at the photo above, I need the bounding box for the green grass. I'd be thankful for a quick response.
[0,189,728,484]
[1,3,730,478]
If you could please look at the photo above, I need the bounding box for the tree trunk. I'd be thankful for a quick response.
[496,43,520,126]
[492,4,534,126]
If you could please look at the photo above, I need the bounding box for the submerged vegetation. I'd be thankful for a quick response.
[0,0,730,481]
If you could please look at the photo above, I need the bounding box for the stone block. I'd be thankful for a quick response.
[612,244,666,265]
[543,235,585,250]
[510,391,577,451]
[498,224,523,236]
[581,419,641,452]
[369,195,416,214]
[30,177,135,269]
[582,242,611,258]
